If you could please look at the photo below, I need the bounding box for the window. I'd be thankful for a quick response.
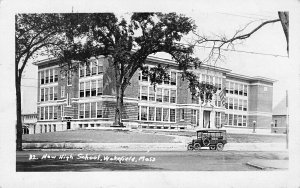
[225,81,229,93]
[41,88,44,102]
[142,68,148,82]
[171,72,176,85]
[98,59,103,74]
[50,69,53,83]
[49,87,53,100]
[229,98,233,109]
[239,84,243,95]
[244,85,248,96]
[79,104,84,119]
[148,107,155,121]
[85,103,90,118]
[243,115,247,126]
[156,88,162,102]
[218,78,222,90]
[225,97,228,109]
[233,115,238,126]
[45,69,49,84]
[54,69,58,82]
[239,99,243,110]
[191,109,197,125]
[243,100,247,111]
[67,71,72,85]
[54,106,58,119]
[45,88,48,101]
[156,107,162,121]
[45,106,48,120]
[170,109,176,122]
[54,86,58,100]
[97,78,103,95]
[229,82,234,94]
[44,125,47,133]
[91,102,96,118]
[140,86,147,101]
[80,82,84,97]
[80,64,84,77]
[215,112,221,127]
[97,102,102,118]
[229,114,233,125]
[85,81,90,97]
[180,109,185,120]
[40,71,44,85]
[141,106,147,120]
[163,108,169,122]
[61,86,65,98]
[53,124,56,132]
[41,107,44,120]
[86,62,91,77]
[225,113,228,125]
[170,90,176,103]
[234,83,238,95]
[91,61,97,75]
[49,106,53,119]
[149,87,155,101]
[163,89,169,102]
[238,115,243,126]
[164,75,169,85]
[234,98,238,110]
[91,80,97,96]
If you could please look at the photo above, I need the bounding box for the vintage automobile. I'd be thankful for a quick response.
[187,129,227,151]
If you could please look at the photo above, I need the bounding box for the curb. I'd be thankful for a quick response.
[246,162,265,170]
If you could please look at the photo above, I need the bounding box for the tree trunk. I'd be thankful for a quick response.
[278,12,289,54]
[16,73,23,151]
[114,83,125,127]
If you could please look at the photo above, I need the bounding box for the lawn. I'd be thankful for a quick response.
[23,129,287,143]
[141,130,287,143]
[22,129,176,143]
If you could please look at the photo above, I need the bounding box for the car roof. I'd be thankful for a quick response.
[196,129,226,133]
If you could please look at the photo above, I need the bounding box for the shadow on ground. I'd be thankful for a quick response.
[16,160,163,171]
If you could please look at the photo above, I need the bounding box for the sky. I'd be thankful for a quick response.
[21,11,290,114]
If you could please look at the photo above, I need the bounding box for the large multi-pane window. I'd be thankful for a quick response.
[229,98,233,109]
[229,82,234,94]
[149,87,155,101]
[163,89,169,102]
[228,114,233,125]
[86,63,91,77]
[91,80,97,96]
[243,100,247,111]
[54,69,58,82]
[41,71,44,84]
[156,107,162,121]
[234,98,238,110]
[243,115,247,126]
[171,72,176,85]
[91,61,97,75]
[45,88,49,101]
[97,78,103,95]
[233,115,238,126]
[85,81,90,97]
[45,107,48,120]
[191,109,197,125]
[238,115,243,126]
[163,108,169,122]
[40,107,44,120]
[97,102,103,118]
[54,86,58,100]
[170,90,176,103]
[156,88,162,102]
[239,99,243,110]
[80,64,84,77]
[49,106,53,119]
[234,83,238,95]
[80,82,84,97]
[45,69,49,84]
[215,112,221,127]
[244,85,248,96]
[239,84,243,95]
[170,109,175,122]
[50,69,54,83]
[54,106,58,119]
[148,107,155,121]
[141,86,148,101]
[79,104,84,119]
[91,102,96,118]
[85,103,90,118]
[141,106,147,120]
[49,87,53,100]
[41,88,44,102]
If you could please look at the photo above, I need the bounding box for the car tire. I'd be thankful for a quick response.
[194,143,201,150]
[216,143,224,151]
[210,146,216,150]
[187,144,193,151]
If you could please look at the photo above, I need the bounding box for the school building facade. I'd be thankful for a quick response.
[33,55,275,134]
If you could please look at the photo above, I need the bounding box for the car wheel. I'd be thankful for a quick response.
[187,144,193,151]
[210,146,216,150]
[216,143,224,151]
[194,143,201,150]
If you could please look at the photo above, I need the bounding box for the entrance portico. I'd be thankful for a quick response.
[199,102,216,129]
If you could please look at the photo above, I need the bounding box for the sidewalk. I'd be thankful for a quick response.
[246,159,288,170]
[22,142,288,152]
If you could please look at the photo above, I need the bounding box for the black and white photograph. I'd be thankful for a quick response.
[1,0,300,187]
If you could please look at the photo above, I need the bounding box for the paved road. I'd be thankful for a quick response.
[16,150,288,171]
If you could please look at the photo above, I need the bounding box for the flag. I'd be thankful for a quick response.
[219,86,226,107]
